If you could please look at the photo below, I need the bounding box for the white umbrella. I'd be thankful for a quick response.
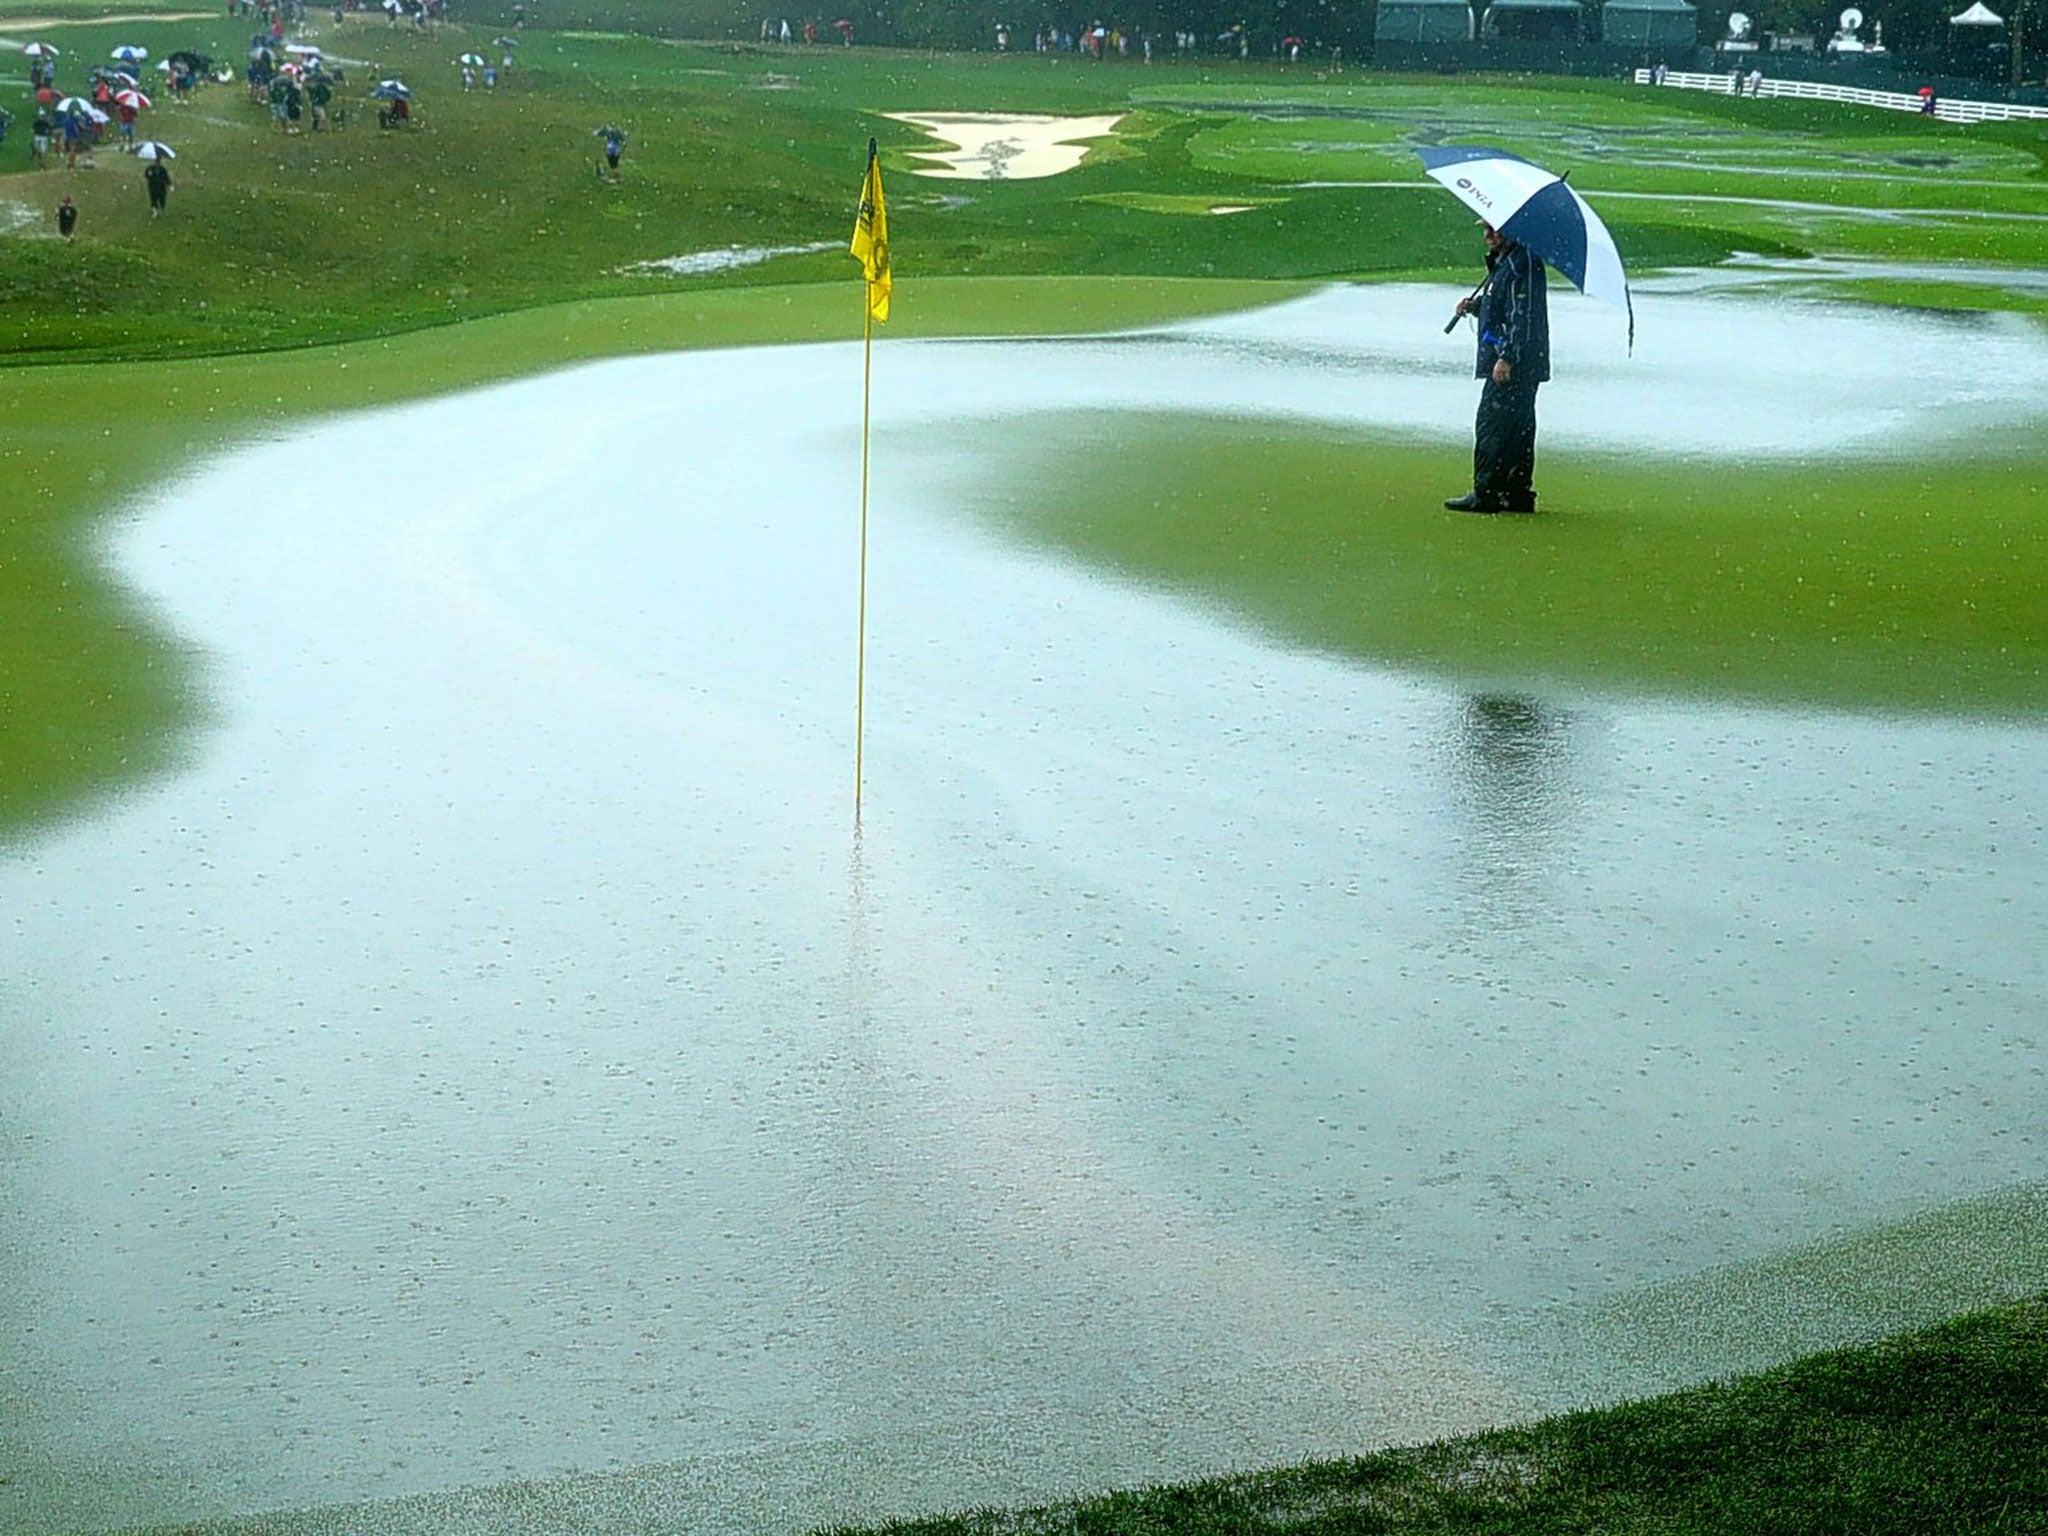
[111,44,149,62]
[285,43,323,55]
[134,140,176,160]
[457,52,486,65]
[54,95,95,115]
[23,41,59,58]
[1418,145,1634,333]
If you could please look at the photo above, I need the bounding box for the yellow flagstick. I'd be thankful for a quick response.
[849,137,889,826]
[855,293,872,825]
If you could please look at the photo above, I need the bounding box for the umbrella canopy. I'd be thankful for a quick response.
[133,139,176,160]
[115,88,152,108]
[111,44,149,62]
[1417,145,1633,330]
[24,41,59,57]
[54,95,95,115]
[457,52,486,65]
[370,79,412,98]
[285,43,323,56]
[1950,0,2002,20]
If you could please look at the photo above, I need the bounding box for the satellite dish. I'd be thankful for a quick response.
[1728,10,1752,34]
[1840,6,1864,29]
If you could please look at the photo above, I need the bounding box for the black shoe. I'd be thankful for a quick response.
[1444,491,1502,513]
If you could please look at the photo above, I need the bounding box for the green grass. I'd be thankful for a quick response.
[813,1294,2048,1535]
[965,414,2048,716]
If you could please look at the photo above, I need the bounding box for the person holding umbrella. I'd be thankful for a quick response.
[1418,145,1634,517]
[1443,219,1549,515]
[144,153,172,217]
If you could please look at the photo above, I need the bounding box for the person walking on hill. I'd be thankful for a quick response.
[1444,220,1550,515]
[144,157,172,216]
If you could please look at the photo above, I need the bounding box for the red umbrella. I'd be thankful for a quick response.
[1918,85,1936,96]
[115,88,152,109]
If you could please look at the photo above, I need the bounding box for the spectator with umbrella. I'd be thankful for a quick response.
[144,153,172,217]
[372,79,413,128]
[114,88,149,148]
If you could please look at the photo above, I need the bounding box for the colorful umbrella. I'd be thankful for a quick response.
[111,44,149,62]
[457,52,486,65]
[115,89,152,109]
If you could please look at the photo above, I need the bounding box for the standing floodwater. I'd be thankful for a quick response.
[2,290,2045,1534]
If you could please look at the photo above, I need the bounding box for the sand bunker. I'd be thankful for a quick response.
[887,111,1124,179]
[619,241,838,277]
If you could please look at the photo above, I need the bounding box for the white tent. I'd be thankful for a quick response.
[1949,1,2003,23]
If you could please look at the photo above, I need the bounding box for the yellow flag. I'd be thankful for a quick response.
[850,145,890,324]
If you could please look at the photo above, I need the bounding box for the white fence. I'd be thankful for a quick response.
[1634,67,2048,122]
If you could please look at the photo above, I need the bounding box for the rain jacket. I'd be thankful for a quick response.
[1474,240,1550,384]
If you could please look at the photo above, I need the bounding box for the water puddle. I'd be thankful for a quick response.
[2,286,2044,1533]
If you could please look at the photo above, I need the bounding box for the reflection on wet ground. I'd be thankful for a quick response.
[2,289,2045,1533]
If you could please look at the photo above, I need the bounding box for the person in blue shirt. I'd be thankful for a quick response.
[1445,221,1550,515]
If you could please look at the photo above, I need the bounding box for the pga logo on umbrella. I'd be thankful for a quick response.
[1454,175,1495,212]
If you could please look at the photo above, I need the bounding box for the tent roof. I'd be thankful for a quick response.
[1484,0,1584,10]
[1602,0,1694,11]
[1949,1,2003,22]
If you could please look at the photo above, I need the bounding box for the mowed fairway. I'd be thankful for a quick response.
[3,15,2048,1536]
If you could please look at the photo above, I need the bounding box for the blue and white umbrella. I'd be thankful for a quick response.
[111,44,150,63]
[1418,145,1633,340]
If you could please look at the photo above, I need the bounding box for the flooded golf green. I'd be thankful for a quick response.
[3,289,2045,1535]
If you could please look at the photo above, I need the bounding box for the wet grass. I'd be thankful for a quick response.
[971,414,2048,718]
[818,1293,2048,1535]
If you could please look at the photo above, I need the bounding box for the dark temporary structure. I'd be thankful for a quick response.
[1480,0,1587,43]
[1373,0,1475,42]
[1600,0,1699,47]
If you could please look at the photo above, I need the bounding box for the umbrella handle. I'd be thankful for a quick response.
[1444,278,1486,334]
